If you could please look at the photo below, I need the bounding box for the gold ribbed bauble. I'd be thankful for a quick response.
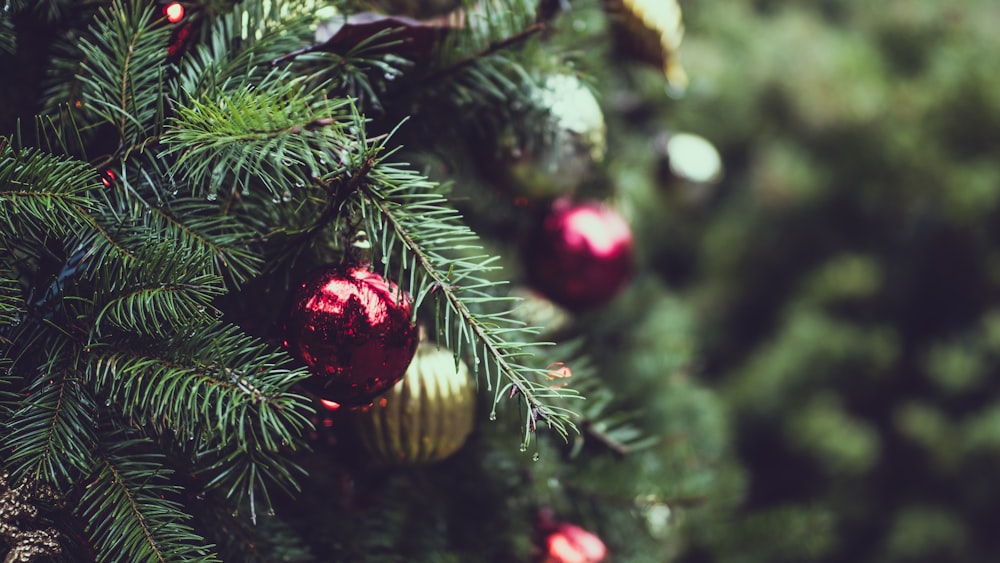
[353,340,476,465]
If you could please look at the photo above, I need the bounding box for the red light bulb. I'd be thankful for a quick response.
[319,399,341,411]
[164,2,184,23]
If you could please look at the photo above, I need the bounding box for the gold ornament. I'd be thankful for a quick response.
[493,74,607,200]
[353,340,477,465]
[603,0,687,91]
[655,132,724,207]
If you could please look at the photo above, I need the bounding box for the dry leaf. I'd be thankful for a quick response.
[315,11,465,61]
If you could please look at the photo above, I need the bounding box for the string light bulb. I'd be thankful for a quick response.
[164,2,184,23]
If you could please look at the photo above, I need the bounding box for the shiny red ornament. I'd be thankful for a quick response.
[524,199,634,310]
[284,265,418,407]
[544,523,607,563]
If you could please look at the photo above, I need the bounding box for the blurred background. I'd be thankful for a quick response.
[616,0,1000,561]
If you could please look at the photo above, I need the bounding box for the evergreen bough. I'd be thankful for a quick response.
[0,0,631,559]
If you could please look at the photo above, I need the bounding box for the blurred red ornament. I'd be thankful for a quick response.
[284,265,418,407]
[524,199,634,310]
[544,523,607,563]
[164,2,184,23]
[167,23,192,60]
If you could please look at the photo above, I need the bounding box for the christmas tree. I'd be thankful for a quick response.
[1,0,730,561]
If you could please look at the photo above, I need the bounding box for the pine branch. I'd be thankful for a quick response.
[162,74,354,199]
[290,43,415,112]
[580,419,632,458]
[358,155,580,446]
[8,0,72,22]
[0,142,101,237]
[413,22,544,91]
[71,212,140,283]
[94,279,224,339]
[0,262,22,326]
[1,363,98,490]
[78,436,219,562]
[84,242,223,339]
[72,160,264,289]
[142,197,265,287]
[459,0,540,52]
[196,491,315,562]
[552,349,658,458]
[33,108,94,162]
[76,0,171,155]
[89,322,314,521]
[89,322,313,451]
[177,4,318,100]
[196,444,305,526]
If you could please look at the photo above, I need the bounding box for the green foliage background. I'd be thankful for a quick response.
[612,0,1000,561]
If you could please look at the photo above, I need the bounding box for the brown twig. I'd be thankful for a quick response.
[414,22,547,89]
[261,153,378,276]
[580,419,631,458]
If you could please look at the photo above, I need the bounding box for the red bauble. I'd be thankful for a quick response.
[284,266,418,407]
[525,199,634,310]
[544,523,607,563]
